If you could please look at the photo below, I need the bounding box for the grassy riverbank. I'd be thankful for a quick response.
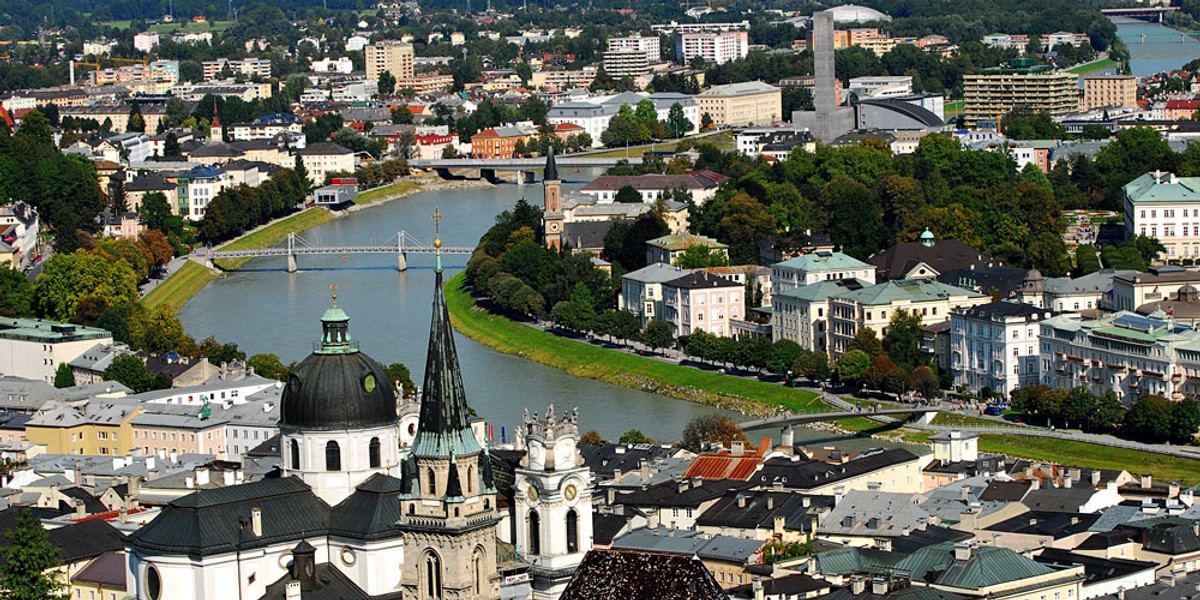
[354,180,421,205]
[1068,58,1119,75]
[977,434,1200,483]
[581,131,735,160]
[212,207,335,270]
[141,261,218,312]
[444,272,828,416]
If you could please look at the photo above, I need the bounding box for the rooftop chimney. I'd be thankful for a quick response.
[731,440,745,456]
[872,578,889,596]
[954,542,973,561]
[251,507,263,537]
[851,577,866,595]
[291,539,317,591]
[1091,470,1101,486]
[1141,474,1153,489]
[285,581,301,600]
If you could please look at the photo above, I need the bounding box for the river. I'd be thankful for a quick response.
[1112,16,1200,76]
[180,174,782,444]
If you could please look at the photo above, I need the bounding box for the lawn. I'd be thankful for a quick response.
[977,434,1200,484]
[148,20,234,33]
[581,131,734,160]
[944,100,965,114]
[100,20,133,29]
[140,261,217,312]
[354,180,420,205]
[213,208,334,270]
[931,411,1031,429]
[1067,58,1118,75]
[445,272,829,416]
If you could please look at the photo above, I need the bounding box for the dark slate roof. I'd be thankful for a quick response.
[579,442,675,478]
[889,525,973,555]
[70,550,126,587]
[611,478,737,508]
[986,511,1099,537]
[261,563,381,600]
[695,490,833,533]
[728,574,831,599]
[563,221,616,252]
[298,142,353,155]
[47,519,127,564]
[58,486,108,515]
[125,172,176,192]
[328,474,405,541]
[816,585,970,600]
[127,477,331,557]
[665,271,740,290]
[1021,488,1099,514]
[189,143,243,158]
[939,267,1031,298]
[979,480,1032,503]
[751,449,920,491]
[1117,517,1200,555]
[247,433,282,458]
[411,270,483,458]
[868,240,998,281]
[592,511,631,546]
[955,299,1049,320]
[560,549,728,600]
[1035,548,1157,584]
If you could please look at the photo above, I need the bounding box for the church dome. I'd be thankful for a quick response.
[280,300,397,431]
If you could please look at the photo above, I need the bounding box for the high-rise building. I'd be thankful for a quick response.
[366,40,415,80]
[606,34,660,63]
[963,58,1079,127]
[676,30,748,65]
[1083,74,1137,111]
[602,48,651,78]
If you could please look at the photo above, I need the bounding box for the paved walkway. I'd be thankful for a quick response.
[138,254,191,297]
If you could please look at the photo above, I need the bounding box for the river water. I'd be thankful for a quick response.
[1113,16,1200,76]
[179,174,763,443]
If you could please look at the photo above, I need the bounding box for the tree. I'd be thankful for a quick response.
[513,62,533,87]
[847,328,883,358]
[1123,395,1174,442]
[673,245,730,268]
[912,365,938,399]
[248,353,287,380]
[1093,390,1125,433]
[619,429,652,444]
[53,363,74,389]
[581,430,603,444]
[614,186,643,204]
[823,176,884,260]
[717,193,777,265]
[0,270,34,317]
[641,320,675,354]
[700,113,714,131]
[551,301,595,332]
[1075,245,1101,276]
[602,310,641,344]
[34,252,139,322]
[104,354,157,393]
[127,108,146,134]
[667,102,693,138]
[795,350,831,383]
[377,70,396,95]
[680,414,748,452]
[1170,399,1200,444]
[836,349,871,387]
[385,363,417,398]
[883,310,924,370]
[767,340,802,375]
[0,508,66,600]
[163,131,181,156]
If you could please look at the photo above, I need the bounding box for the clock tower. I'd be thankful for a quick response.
[514,405,593,600]
[541,147,563,250]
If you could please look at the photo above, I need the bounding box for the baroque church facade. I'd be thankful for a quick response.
[123,242,592,600]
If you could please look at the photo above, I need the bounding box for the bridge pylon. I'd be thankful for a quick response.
[397,231,407,272]
[287,233,298,273]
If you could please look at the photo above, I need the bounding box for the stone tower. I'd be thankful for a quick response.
[514,405,594,600]
[208,99,222,142]
[396,224,501,600]
[542,147,563,250]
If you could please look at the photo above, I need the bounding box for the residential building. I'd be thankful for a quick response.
[1165,99,1200,121]
[652,20,751,34]
[1123,171,1200,260]
[25,397,142,456]
[1018,269,1137,313]
[963,59,1079,127]
[0,318,112,384]
[646,232,728,266]
[772,278,871,352]
[0,202,38,270]
[829,279,990,358]
[134,31,160,52]
[610,528,764,590]
[470,126,534,159]
[607,35,661,64]
[620,263,693,327]
[345,33,370,52]
[529,67,597,92]
[228,113,303,141]
[661,271,744,336]
[602,48,651,78]
[83,38,117,56]
[579,171,728,205]
[201,58,272,81]
[950,300,1055,398]
[771,251,878,297]
[735,127,818,158]
[547,92,699,147]
[677,31,750,65]
[365,40,415,80]
[817,490,933,547]
[869,231,1002,281]
[1039,311,1200,402]
[171,165,231,221]
[1083,75,1138,111]
[753,447,923,495]
[311,57,354,74]
[696,81,782,127]
[395,73,454,94]
[296,142,355,187]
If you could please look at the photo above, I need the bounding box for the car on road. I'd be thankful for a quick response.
[983,405,1003,416]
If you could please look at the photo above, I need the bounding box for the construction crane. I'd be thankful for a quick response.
[69,57,149,86]
[69,60,101,86]
[109,57,149,66]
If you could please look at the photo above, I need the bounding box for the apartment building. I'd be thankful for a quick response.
[603,48,651,78]
[171,165,232,221]
[770,251,877,297]
[229,113,303,141]
[772,278,870,352]
[579,171,727,205]
[646,232,728,266]
[1040,311,1200,403]
[1110,266,1200,312]
[950,300,1055,398]
[201,58,272,81]
[661,271,744,336]
[1083,75,1138,111]
[607,35,661,64]
[829,279,990,358]
[395,73,454,94]
[962,59,1078,127]
[620,263,692,327]
[696,81,782,127]
[366,40,415,80]
[25,398,141,456]
[0,318,113,384]
[1123,171,1200,260]
[676,31,749,65]
[470,126,534,159]
[297,142,355,186]
[134,31,160,52]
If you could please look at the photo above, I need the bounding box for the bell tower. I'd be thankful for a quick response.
[542,147,563,250]
[514,405,594,600]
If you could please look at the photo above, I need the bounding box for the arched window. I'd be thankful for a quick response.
[467,466,475,494]
[423,550,442,600]
[427,468,436,496]
[528,510,541,555]
[369,437,381,468]
[325,441,341,471]
[566,509,579,553]
[289,439,300,470]
[473,547,486,595]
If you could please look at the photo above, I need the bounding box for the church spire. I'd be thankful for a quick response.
[413,211,482,458]
[544,145,558,181]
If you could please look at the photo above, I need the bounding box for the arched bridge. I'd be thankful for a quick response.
[203,231,475,273]
[410,156,645,183]
[741,407,941,431]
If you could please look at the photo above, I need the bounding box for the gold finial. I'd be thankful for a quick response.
[330,283,338,303]
[433,207,443,248]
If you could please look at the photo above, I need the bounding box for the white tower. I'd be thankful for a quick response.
[514,405,594,600]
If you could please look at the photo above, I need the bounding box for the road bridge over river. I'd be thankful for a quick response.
[202,231,474,273]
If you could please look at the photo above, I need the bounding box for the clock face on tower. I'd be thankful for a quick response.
[564,483,578,501]
[527,484,539,503]
[550,223,559,232]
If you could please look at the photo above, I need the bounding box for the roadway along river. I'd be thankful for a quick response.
[180,173,759,443]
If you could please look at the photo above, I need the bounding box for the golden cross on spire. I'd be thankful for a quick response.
[330,283,338,303]
[432,207,443,249]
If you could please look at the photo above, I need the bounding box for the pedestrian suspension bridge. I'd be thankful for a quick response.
[203,231,475,273]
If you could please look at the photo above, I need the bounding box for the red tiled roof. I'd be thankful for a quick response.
[682,438,771,480]
[555,122,585,131]
[1166,99,1200,110]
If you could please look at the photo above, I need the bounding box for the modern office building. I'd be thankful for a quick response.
[365,40,415,80]
[1083,75,1138,111]
[696,81,781,127]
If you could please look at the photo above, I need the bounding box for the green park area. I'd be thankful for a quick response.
[1067,58,1119,75]
[140,261,216,312]
[581,131,735,160]
[354,180,420,205]
[978,434,1200,484]
[444,272,827,416]
[211,207,333,270]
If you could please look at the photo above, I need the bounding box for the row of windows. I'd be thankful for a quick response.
[289,438,382,472]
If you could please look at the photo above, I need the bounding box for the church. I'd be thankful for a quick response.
[122,231,594,600]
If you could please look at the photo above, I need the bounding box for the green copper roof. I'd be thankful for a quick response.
[833,279,984,306]
[316,300,356,354]
[1124,172,1200,204]
[896,543,1055,589]
[775,252,871,272]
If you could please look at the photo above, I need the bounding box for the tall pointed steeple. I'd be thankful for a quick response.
[412,208,482,457]
[544,145,559,182]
